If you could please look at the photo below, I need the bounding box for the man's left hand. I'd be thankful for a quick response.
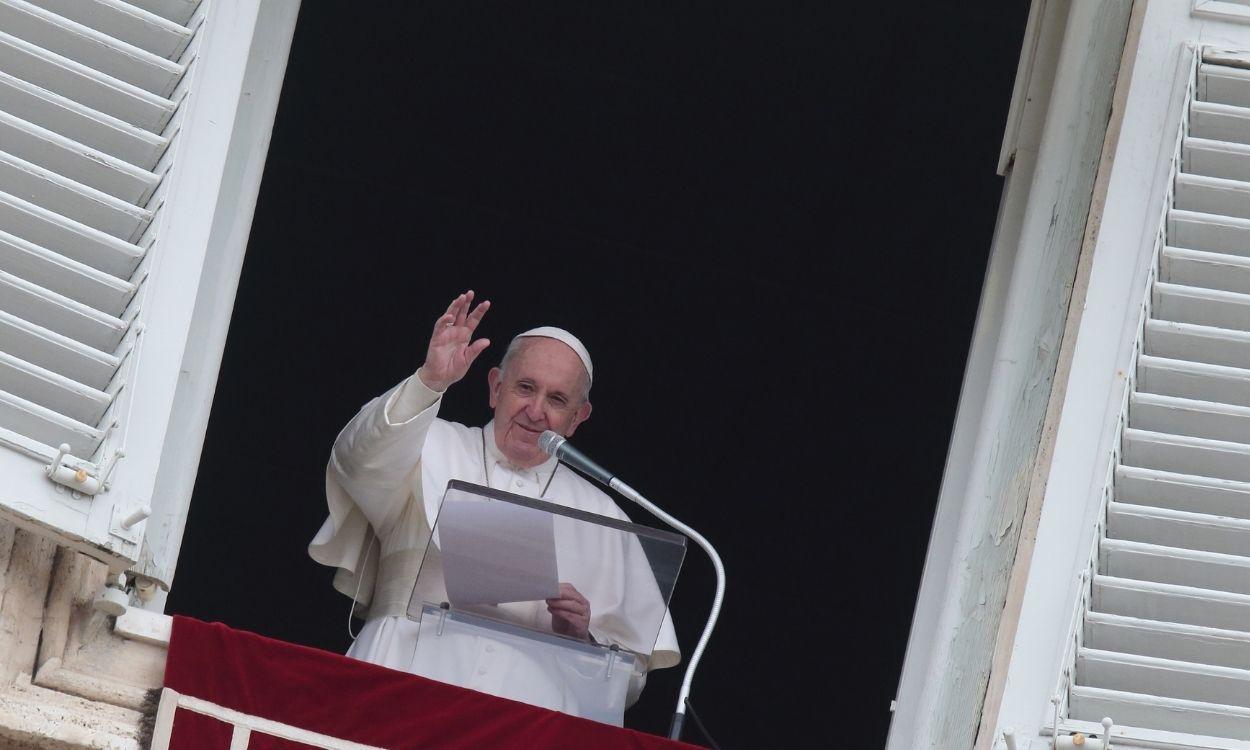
[546,582,592,640]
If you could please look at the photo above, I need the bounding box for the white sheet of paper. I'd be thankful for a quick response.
[439,499,560,606]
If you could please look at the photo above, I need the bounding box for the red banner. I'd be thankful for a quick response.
[163,616,702,749]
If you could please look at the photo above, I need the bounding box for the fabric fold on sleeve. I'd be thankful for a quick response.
[309,374,442,608]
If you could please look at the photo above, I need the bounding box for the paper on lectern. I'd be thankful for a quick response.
[439,498,561,606]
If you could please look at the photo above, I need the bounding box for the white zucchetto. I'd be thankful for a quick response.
[513,326,593,383]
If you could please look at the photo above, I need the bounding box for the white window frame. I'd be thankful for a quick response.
[0,0,298,590]
[992,5,1250,747]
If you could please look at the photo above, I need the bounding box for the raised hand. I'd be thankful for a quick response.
[417,290,491,392]
[547,582,592,640]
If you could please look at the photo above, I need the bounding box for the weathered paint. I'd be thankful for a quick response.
[888,1,1135,748]
[974,1,1148,745]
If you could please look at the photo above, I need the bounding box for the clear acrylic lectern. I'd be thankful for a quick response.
[404,479,686,725]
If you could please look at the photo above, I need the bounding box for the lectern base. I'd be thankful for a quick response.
[411,602,637,725]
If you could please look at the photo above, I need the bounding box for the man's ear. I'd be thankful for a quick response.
[565,400,592,438]
[487,367,502,408]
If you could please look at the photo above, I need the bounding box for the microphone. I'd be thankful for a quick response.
[538,429,727,744]
[538,431,616,485]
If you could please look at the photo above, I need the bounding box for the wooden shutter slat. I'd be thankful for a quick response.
[1130,391,1250,444]
[0,387,99,455]
[1078,648,1250,710]
[0,190,144,278]
[21,0,192,61]
[0,270,127,351]
[122,0,199,27]
[0,309,118,389]
[1167,209,1250,256]
[1093,575,1250,631]
[1153,281,1250,332]
[1117,464,1250,520]
[1137,355,1250,407]
[1144,319,1250,370]
[0,230,134,316]
[0,0,184,96]
[0,149,151,240]
[1070,685,1250,739]
[0,29,174,132]
[1102,537,1250,595]
[1109,501,1250,558]
[1085,611,1250,671]
[1200,62,1250,109]
[1184,136,1250,183]
[1189,100,1250,147]
[1122,428,1250,483]
[0,68,167,168]
[0,348,109,424]
[1174,173,1250,222]
[1161,246,1250,296]
[0,109,159,203]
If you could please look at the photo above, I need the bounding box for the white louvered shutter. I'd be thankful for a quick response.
[0,0,295,585]
[1065,56,1250,744]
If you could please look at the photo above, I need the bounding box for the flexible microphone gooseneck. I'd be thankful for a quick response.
[539,430,726,742]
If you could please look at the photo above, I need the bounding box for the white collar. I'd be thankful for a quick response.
[483,419,559,482]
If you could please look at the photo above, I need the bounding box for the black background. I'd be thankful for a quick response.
[167,3,1032,746]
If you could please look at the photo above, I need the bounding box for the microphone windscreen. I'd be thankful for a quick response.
[539,430,564,456]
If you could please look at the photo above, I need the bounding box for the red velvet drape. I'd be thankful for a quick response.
[162,616,702,749]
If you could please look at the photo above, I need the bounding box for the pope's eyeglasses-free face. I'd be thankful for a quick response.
[487,337,592,469]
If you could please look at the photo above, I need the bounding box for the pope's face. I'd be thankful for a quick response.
[488,338,593,469]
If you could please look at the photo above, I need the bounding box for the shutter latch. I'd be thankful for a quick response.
[45,443,124,497]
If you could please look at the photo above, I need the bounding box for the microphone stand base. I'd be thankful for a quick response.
[668,711,685,741]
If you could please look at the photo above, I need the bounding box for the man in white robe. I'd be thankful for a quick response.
[308,290,680,720]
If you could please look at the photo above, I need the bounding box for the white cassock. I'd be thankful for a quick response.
[308,373,680,720]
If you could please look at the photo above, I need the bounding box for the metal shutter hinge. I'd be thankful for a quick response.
[45,444,124,497]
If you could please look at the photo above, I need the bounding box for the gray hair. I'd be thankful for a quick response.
[499,336,592,403]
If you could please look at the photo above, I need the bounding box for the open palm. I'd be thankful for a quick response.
[418,290,491,392]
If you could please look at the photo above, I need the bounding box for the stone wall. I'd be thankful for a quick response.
[0,521,168,749]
